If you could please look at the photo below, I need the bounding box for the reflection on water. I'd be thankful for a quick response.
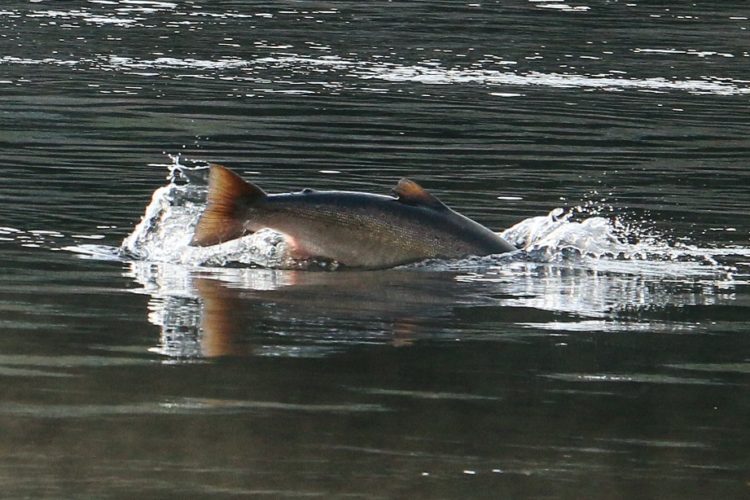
[129,262,474,358]
[125,253,742,360]
[0,398,389,419]
[4,2,750,98]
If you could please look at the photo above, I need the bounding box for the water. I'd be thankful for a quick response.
[2,1,750,498]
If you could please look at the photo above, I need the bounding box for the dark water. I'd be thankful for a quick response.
[2,1,750,498]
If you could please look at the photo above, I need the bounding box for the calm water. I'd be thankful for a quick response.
[1,1,750,498]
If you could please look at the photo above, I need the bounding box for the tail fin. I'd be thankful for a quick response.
[190,164,266,246]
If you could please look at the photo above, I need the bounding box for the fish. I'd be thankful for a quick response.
[190,164,517,269]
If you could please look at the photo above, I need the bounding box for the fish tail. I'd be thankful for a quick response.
[190,164,266,246]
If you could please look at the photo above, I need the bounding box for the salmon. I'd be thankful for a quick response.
[190,164,516,269]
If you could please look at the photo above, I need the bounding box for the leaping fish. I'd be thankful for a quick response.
[190,164,516,269]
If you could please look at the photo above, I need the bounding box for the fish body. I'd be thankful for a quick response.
[191,164,516,269]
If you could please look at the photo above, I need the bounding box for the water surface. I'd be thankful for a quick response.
[1,1,749,498]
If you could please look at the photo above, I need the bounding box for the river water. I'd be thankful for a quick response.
[1,1,749,498]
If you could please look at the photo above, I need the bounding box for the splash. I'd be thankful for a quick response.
[54,157,747,280]
[119,159,296,269]
[502,207,724,267]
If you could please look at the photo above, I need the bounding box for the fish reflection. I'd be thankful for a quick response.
[194,278,250,358]
[127,261,474,358]
[195,276,443,355]
[126,257,737,359]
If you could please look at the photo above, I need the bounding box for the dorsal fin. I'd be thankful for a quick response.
[392,178,447,210]
[190,164,266,246]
